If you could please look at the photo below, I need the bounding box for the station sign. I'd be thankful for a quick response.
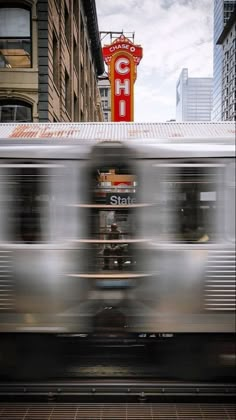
[103,35,143,122]
[106,193,136,205]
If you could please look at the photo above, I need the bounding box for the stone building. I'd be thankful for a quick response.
[98,76,111,122]
[0,0,104,122]
[217,10,236,121]
[211,0,236,120]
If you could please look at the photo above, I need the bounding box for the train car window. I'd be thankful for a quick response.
[7,163,49,243]
[162,164,223,243]
[89,163,138,274]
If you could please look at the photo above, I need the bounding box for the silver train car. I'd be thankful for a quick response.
[0,122,235,379]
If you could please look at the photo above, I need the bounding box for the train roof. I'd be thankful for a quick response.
[0,122,235,143]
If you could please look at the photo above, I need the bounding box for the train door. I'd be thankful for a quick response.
[85,143,146,333]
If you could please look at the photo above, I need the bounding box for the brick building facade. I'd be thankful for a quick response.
[0,0,104,122]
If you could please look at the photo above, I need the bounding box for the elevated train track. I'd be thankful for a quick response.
[0,381,235,420]
[0,380,235,419]
[0,380,235,401]
[0,401,235,419]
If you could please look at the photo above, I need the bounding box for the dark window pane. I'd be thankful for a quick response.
[161,165,222,242]
[16,104,32,121]
[7,166,49,243]
[65,70,71,115]
[1,105,15,121]
[65,3,70,45]
[53,32,59,88]
[73,0,79,26]
[0,102,32,122]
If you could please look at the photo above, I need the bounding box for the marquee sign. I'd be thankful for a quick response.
[103,35,143,122]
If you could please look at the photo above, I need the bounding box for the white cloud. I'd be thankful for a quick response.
[96,0,213,122]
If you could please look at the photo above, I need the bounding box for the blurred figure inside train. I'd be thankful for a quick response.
[103,222,125,270]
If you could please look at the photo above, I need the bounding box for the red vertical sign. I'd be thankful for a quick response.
[110,52,134,121]
[103,35,143,122]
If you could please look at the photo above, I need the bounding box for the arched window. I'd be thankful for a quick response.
[0,6,31,68]
[0,100,32,122]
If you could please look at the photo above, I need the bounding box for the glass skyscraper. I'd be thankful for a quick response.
[212,0,236,120]
[176,69,213,121]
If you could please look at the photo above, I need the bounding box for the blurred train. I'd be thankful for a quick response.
[0,121,235,380]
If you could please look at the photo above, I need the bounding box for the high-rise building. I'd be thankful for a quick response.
[0,0,104,122]
[212,0,236,120]
[98,76,111,122]
[176,68,213,121]
[217,10,236,121]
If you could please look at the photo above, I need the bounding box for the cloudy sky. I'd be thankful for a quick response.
[96,0,213,122]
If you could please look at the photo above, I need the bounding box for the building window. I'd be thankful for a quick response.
[64,2,70,46]
[0,100,32,122]
[73,36,79,74]
[74,93,79,121]
[100,88,108,97]
[65,69,71,115]
[80,12,84,51]
[104,112,108,122]
[53,31,59,89]
[73,0,79,27]
[102,100,108,108]
[80,62,84,91]
[0,6,31,68]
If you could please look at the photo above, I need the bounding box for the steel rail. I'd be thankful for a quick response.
[0,380,235,400]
